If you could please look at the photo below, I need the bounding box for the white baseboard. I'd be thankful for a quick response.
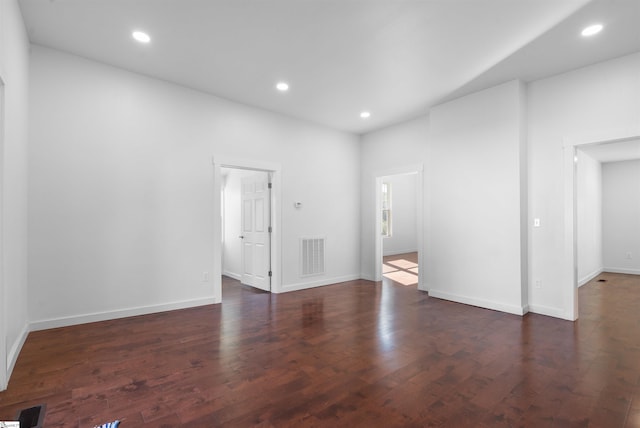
[360,272,376,282]
[30,296,217,331]
[528,304,573,320]
[280,274,361,293]
[579,268,603,287]
[603,267,640,276]
[223,270,242,281]
[428,289,527,316]
[6,323,29,385]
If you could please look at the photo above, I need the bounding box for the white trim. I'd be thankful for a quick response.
[428,289,528,316]
[6,323,28,384]
[360,272,376,282]
[562,127,640,322]
[578,268,603,287]
[30,297,217,332]
[563,127,640,148]
[222,270,242,281]
[373,164,425,291]
[603,268,640,276]
[212,156,281,172]
[562,144,579,321]
[0,75,6,390]
[528,304,567,319]
[280,274,361,293]
[212,155,282,297]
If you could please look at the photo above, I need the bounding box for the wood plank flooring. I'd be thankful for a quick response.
[1,273,640,427]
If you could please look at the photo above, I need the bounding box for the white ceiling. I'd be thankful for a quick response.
[18,0,640,134]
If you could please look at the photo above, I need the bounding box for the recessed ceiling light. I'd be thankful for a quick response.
[276,82,289,91]
[132,31,151,43]
[360,111,371,119]
[581,24,603,37]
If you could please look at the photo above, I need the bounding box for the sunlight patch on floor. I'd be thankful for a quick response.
[386,259,418,270]
[384,270,418,286]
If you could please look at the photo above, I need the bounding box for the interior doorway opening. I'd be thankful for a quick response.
[374,165,425,291]
[212,157,281,304]
[576,139,640,287]
[380,173,419,287]
[221,167,272,298]
[564,130,640,320]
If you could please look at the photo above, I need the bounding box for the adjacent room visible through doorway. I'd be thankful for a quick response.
[220,167,273,300]
[379,171,420,288]
[576,139,640,284]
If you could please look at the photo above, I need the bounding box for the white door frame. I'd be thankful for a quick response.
[0,75,6,389]
[562,127,640,321]
[212,156,282,302]
[374,164,425,291]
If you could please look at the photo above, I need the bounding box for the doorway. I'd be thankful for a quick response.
[221,167,271,294]
[576,139,640,285]
[563,129,640,320]
[380,173,419,287]
[212,157,281,303]
[374,165,424,291]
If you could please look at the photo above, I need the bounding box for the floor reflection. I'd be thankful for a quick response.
[5,272,639,426]
[302,298,324,328]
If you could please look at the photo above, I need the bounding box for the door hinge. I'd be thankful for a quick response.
[268,182,273,189]
[268,226,272,233]
[268,271,273,277]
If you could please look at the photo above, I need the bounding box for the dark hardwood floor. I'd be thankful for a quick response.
[1,273,639,427]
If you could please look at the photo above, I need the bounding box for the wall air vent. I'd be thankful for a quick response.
[301,237,325,276]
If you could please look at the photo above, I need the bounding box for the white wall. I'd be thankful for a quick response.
[0,0,30,390]
[28,45,361,330]
[360,116,428,280]
[427,80,527,315]
[602,159,640,275]
[360,54,640,321]
[528,52,640,318]
[382,173,417,256]
[576,150,602,286]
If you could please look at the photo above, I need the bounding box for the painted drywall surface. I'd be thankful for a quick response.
[0,0,30,388]
[528,53,640,317]
[359,115,429,280]
[382,173,418,256]
[28,45,360,325]
[576,151,602,285]
[427,80,526,314]
[602,160,640,274]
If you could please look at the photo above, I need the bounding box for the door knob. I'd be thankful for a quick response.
[239,235,244,239]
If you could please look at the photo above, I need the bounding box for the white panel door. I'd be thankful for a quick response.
[241,173,271,291]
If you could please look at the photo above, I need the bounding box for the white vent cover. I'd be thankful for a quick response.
[300,237,325,276]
